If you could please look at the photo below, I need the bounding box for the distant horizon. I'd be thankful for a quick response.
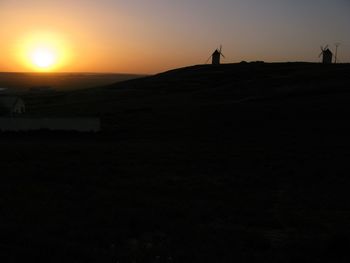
[1,61,350,76]
[0,71,146,75]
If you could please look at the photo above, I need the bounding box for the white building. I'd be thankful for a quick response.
[0,97,26,115]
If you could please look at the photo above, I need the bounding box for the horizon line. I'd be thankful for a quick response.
[1,61,350,75]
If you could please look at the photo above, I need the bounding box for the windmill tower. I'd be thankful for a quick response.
[206,46,225,65]
[319,45,333,64]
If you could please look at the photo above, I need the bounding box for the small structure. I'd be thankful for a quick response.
[206,46,225,65]
[319,46,333,64]
[212,49,221,65]
[0,96,25,116]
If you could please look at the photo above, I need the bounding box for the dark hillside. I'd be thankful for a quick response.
[23,63,350,135]
[3,63,350,262]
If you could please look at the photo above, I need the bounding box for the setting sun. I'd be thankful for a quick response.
[30,47,57,69]
[16,32,71,72]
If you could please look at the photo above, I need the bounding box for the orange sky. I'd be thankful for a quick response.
[1,0,349,74]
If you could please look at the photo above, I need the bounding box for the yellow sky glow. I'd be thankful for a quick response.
[17,32,71,72]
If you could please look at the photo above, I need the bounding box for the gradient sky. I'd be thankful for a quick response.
[1,0,349,73]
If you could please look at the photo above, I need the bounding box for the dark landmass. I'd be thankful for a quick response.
[2,63,350,262]
[0,72,144,91]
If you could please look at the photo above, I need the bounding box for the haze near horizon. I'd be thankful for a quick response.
[1,0,349,74]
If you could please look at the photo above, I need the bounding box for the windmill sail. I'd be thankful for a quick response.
[205,45,225,65]
[319,44,333,64]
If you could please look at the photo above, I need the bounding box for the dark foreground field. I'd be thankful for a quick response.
[2,63,350,262]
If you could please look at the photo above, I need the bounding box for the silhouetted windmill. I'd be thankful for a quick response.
[319,45,333,64]
[206,46,225,65]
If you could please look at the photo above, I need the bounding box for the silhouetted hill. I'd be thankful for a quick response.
[108,62,350,94]
[3,63,350,262]
[24,62,350,133]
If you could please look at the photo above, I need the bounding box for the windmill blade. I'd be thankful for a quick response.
[205,54,212,64]
[324,45,329,50]
[319,51,323,57]
[334,43,340,64]
[219,45,225,58]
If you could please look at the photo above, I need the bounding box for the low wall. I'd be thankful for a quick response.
[0,117,100,132]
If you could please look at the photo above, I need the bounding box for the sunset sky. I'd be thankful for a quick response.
[1,0,349,74]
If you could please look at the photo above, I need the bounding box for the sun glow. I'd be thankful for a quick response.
[19,32,71,72]
[31,48,56,68]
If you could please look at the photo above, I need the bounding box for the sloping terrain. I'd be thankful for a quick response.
[2,63,350,262]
